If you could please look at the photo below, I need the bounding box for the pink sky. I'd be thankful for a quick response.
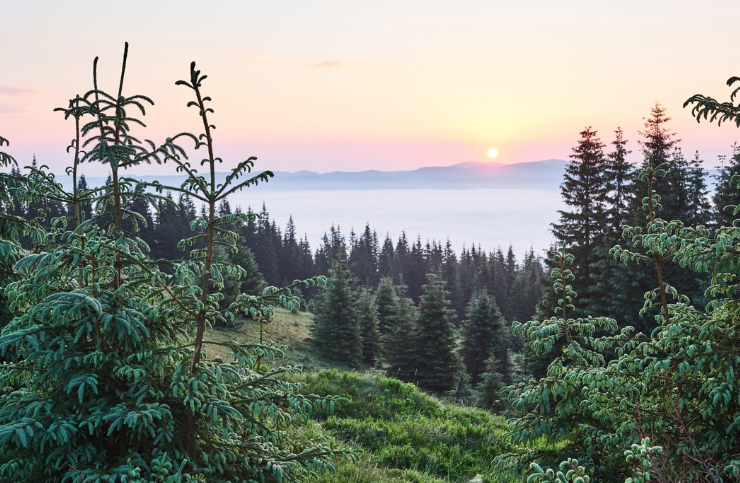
[1,1,740,176]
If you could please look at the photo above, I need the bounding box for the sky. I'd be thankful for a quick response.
[2,1,740,176]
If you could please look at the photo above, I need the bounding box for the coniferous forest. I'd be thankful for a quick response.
[2,45,740,483]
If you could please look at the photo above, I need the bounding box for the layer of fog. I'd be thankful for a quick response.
[229,188,564,256]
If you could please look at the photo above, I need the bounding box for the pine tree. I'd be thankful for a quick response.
[232,242,266,295]
[311,246,362,366]
[412,273,461,392]
[279,215,303,286]
[509,248,544,329]
[629,103,680,222]
[475,355,506,411]
[713,143,740,227]
[461,291,507,385]
[604,126,633,240]
[442,239,465,322]
[349,223,378,287]
[0,48,339,481]
[252,203,280,285]
[589,127,633,319]
[394,232,410,286]
[151,192,183,260]
[404,236,428,302]
[383,296,419,382]
[356,288,381,365]
[0,138,35,333]
[618,104,707,331]
[375,276,400,341]
[551,126,609,314]
[377,234,395,279]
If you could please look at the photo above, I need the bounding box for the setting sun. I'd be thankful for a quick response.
[487,148,499,160]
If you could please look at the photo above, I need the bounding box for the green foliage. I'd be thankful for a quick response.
[412,274,462,392]
[0,45,340,482]
[306,460,447,483]
[503,148,740,482]
[624,439,662,483]
[311,247,363,367]
[461,291,507,385]
[499,245,619,477]
[383,296,421,382]
[684,75,740,127]
[475,355,506,411]
[527,459,591,483]
[712,143,740,227]
[551,126,610,316]
[301,370,512,483]
[356,288,381,365]
[376,276,400,342]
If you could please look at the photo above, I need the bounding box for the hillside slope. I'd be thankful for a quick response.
[210,310,517,483]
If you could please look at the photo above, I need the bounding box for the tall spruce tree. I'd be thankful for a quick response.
[375,276,400,341]
[619,104,707,331]
[509,248,544,329]
[551,127,609,315]
[356,288,381,365]
[461,291,507,385]
[684,150,711,227]
[383,296,419,383]
[442,239,465,322]
[589,127,633,319]
[605,126,633,239]
[377,234,395,279]
[311,246,362,366]
[404,236,428,302]
[412,273,461,392]
[349,223,378,287]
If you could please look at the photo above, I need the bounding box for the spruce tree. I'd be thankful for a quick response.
[383,296,419,383]
[509,248,544,333]
[0,47,340,482]
[233,241,266,296]
[311,246,362,366]
[619,104,707,331]
[356,288,381,365]
[349,223,378,288]
[404,236,428,302]
[713,143,740,227]
[604,126,633,236]
[589,127,633,319]
[374,276,400,342]
[551,126,609,314]
[253,203,280,285]
[476,355,505,411]
[279,215,304,286]
[461,291,507,385]
[0,138,37,333]
[377,234,395,279]
[442,239,465,322]
[412,273,461,392]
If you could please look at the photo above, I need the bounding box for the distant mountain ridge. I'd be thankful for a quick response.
[58,159,570,192]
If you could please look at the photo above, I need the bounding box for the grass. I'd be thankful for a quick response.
[299,370,513,483]
[204,308,353,371]
[208,309,520,482]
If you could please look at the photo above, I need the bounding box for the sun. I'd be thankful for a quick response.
[487,147,499,160]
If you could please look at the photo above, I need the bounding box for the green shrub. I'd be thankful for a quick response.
[300,370,513,483]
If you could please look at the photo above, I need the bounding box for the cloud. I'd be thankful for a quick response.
[313,60,343,69]
[0,102,26,117]
[0,85,37,96]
